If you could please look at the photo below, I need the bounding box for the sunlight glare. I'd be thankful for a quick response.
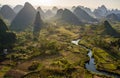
[36,0,53,6]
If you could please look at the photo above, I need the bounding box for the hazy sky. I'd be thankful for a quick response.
[1,0,120,9]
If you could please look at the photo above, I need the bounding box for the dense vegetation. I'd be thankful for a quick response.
[0,19,119,78]
[0,18,16,60]
[0,2,120,78]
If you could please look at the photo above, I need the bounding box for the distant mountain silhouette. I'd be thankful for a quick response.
[52,6,58,14]
[94,5,108,18]
[10,2,36,31]
[108,9,120,15]
[78,6,96,18]
[13,5,23,13]
[117,14,120,20]
[37,7,45,19]
[33,12,43,39]
[106,13,120,21]
[54,9,64,19]
[102,21,120,37]
[0,5,16,21]
[71,6,76,12]
[45,10,54,19]
[61,9,82,25]
[74,7,97,23]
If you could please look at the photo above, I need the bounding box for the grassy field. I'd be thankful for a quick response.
[1,22,120,78]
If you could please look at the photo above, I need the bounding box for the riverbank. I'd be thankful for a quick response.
[77,38,120,78]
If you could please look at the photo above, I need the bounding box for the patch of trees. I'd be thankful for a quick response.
[93,37,120,59]
[0,18,16,54]
[103,21,120,37]
[28,61,40,71]
[110,39,120,47]
[39,38,61,55]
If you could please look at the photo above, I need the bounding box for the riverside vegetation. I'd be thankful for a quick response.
[0,2,120,78]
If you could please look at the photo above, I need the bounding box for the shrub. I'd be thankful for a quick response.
[28,61,39,71]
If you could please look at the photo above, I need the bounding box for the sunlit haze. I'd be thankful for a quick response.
[1,0,120,9]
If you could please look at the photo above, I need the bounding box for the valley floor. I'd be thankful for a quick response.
[0,23,120,78]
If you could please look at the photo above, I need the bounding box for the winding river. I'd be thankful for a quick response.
[72,39,120,78]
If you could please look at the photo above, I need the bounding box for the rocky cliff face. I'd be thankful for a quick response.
[10,2,36,31]
[0,5,16,21]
